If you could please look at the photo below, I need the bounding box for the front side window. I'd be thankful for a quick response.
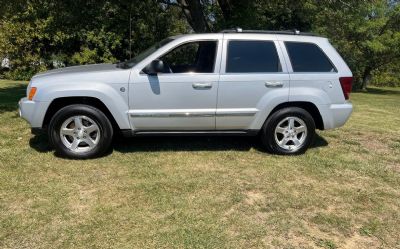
[285,42,336,72]
[226,40,281,73]
[158,40,217,73]
[119,38,174,68]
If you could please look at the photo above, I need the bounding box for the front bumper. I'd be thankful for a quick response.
[18,97,49,128]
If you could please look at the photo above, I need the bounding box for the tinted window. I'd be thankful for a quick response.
[159,41,217,73]
[285,42,336,72]
[125,38,174,68]
[226,41,281,73]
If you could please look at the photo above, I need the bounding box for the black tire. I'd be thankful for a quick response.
[260,107,315,155]
[48,104,113,159]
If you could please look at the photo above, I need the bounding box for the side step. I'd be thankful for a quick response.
[120,130,259,137]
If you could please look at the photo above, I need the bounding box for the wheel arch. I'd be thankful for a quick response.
[42,97,121,131]
[268,101,324,130]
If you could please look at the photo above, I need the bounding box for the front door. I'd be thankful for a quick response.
[129,40,221,131]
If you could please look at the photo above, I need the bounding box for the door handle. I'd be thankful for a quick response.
[265,81,283,88]
[192,83,212,89]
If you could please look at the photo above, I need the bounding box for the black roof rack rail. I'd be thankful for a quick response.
[220,28,317,36]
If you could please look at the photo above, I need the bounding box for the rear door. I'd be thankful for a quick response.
[216,35,290,130]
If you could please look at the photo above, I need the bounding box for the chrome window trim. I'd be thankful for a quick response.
[220,72,288,75]
[138,72,219,76]
[288,72,338,75]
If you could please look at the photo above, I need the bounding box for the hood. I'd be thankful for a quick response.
[30,63,131,86]
[33,63,121,78]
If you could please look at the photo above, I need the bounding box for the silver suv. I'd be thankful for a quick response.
[19,29,353,159]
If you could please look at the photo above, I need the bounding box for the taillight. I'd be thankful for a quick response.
[339,77,353,100]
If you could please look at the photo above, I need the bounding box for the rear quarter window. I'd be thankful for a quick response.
[285,42,336,73]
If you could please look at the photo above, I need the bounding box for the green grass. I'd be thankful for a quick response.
[0,79,399,248]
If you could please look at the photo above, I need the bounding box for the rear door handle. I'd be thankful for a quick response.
[265,81,283,88]
[192,83,212,89]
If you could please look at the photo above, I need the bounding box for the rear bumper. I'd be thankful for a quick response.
[18,97,49,128]
[320,102,353,129]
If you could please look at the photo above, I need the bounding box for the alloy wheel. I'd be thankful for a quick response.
[59,115,101,153]
[274,116,307,152]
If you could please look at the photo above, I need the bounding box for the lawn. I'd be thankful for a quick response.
[0,79,399,249]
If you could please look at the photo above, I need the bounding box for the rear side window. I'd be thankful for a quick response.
[226,40,281,73]
[285,42,336,72]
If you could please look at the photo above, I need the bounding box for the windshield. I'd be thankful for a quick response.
[119,38,175,68]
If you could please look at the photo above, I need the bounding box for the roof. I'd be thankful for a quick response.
[167,29,327,43]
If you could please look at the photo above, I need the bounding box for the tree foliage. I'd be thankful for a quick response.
[0,0,186,79]
[0,0,399,88]
[313,0,400,89]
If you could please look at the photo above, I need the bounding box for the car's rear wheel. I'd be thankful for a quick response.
[48,104,113,159]
[261,107,315,155]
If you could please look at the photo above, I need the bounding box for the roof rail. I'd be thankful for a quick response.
[220,28,317,36]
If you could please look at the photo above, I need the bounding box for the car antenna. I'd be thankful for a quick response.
[129,10,132,60]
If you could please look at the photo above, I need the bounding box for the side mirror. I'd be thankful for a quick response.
[144,59,164,75]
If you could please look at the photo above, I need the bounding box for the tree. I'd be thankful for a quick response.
[313,0,400,90]
[161,0,400,90]
[0,0,185,79]
[160,0,210,32]
[1,0,399,89]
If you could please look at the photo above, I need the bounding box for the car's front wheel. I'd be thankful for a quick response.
[261,107,315,155]
[48,104,113,159]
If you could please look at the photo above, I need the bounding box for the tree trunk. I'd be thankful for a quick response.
[217,0,233,21]
[361,67,372,91]
[177,0,209,33]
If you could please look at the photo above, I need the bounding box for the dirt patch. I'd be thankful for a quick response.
[68,188,97,215]
[244,190,264,205]
[304,221,383,249]
[6,198,33,215]
[356,135,391,155]
[386,161,400,173]
[341,233,381,249]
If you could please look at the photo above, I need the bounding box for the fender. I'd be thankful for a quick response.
[289,86,337,129]
[34,81,131,130]
[250,87,330,130]
[249,88,289,130]
[289,86,332,105]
